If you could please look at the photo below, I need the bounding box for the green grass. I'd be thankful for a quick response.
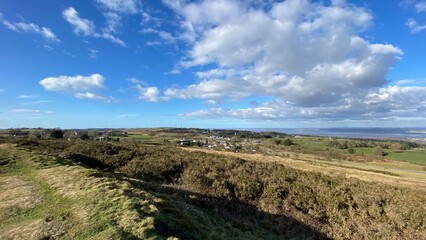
[353,147,426,165]
[353,147,373,155]
[4,139,426,239]
[290,137,331,150]
[386,150,426,165]
[1,144,300,239]
[0,149,78,239]
[125,134,155,141]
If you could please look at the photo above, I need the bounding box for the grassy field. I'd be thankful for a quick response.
[386,150,426,165]
[0,143,320,239]
[353,147,426,165]
[290,137,331,150]
[125,134,155,141]
[0,144,166,239]
[2,139,424,239]
[184,147,426,190]
[353,147,373,155]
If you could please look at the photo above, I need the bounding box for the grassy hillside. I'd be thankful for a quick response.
[1,139,425,239]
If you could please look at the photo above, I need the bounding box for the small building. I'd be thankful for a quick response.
[96,136,109,141]
[180,138,192,146]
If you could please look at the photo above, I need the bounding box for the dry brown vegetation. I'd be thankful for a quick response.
[3,138,424,239]
[182,147,426,190]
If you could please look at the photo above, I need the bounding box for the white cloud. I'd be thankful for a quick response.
[404,1,426,33]
[17,94,35,99]
[39,74,104,92]
[142,28,177,44]
[43,45,54,51]
[11,109,54,114]
[74,92,115,102]
[88,48,99,59]
[141,10,162,27]
[0,89,5,93]
[396,80,415,86]
[164,79,250,101]
[130,78,161,102]
[416,1,426,12]
[98,32,126,46]
[159,0,402,108]
[62,7,125,46]
[62,7,95,36]
[95,0,139,14]
[136,84,160,102]
[152,0,426,123]
[406,18,426,33]
[116,113,138,118]
[0,12,60,42]
[21,100,53,105]
[364,86,426,106]
[400,0,415,8]
[127,77,143,84]
[181,86,426,122]
[103,12,121,34]
[93,1,141,47]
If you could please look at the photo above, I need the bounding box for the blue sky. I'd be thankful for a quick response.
[0,0,425,129]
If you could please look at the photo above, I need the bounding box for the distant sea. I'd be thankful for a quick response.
[244,128,426,140]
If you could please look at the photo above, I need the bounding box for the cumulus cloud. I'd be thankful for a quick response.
[142,28,177,44]
[88,1,141,46]
[39,74,104,92]
[102,12,121,34]
[143,0,426,123]
[406,18,426,33]
[0,12,60,42]
[396,79,421,86]
[75,92,115,102]
[400,0,416,8]
[159,0,402,107]
[164,79,252,101]
[181,86,426,122]
[62,7,126,46]
[403,1,426,33]
[364,86,426,107]
[416,1,426,12]
[95,0,139,14]
[62,7,95,36]
[136,84,160,102]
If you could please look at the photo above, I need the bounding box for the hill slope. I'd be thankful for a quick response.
[1,140,425,239]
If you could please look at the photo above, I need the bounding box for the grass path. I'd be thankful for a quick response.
[0,144,170,239]
[0,144,301,240]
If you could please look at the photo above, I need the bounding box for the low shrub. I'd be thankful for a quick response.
[16,139,426,239]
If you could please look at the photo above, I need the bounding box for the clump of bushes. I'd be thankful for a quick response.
[372,146,387,156]
[16,139,426,239]
[283,138,294,146]
[50,129,64,139]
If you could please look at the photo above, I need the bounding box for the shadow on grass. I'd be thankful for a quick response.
[107,172,330,240]
[16,140,330,239]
